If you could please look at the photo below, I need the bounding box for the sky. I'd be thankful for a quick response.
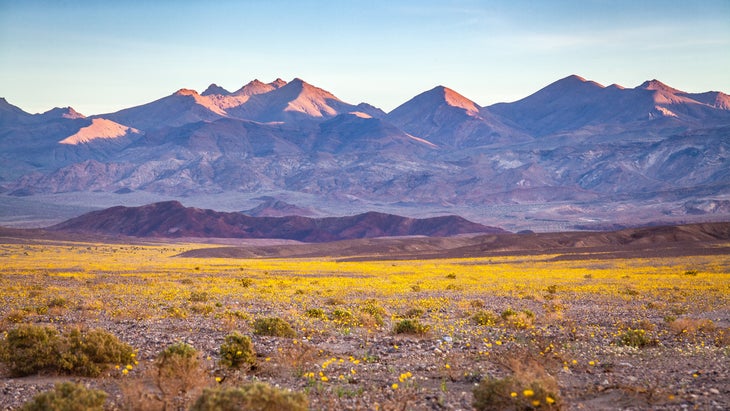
[1,0,729,115]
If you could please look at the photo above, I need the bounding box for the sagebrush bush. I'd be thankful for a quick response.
[19,382,107,411]
[57,328,136,376]
[219,331,256,369]
[618,328,655,348]
[0,324,59,376]
[472,310,499,326]
[501,308,535,329]
[393,319,429,335]
[190,383,307,411]
[253,317,297,338]
[0,325,134,377]
[304,308,326,319]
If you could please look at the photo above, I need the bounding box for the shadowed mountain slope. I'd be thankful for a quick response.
[49,201,504,242]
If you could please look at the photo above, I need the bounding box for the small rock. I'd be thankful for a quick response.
[709,388,720,395]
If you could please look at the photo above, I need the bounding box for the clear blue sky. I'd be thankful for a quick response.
[1,0,729,115]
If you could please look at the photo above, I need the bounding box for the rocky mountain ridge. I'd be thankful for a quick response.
[1,75,729,230]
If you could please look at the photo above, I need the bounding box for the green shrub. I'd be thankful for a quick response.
[618,328,655,348]
[57,328,136,377]
[190,291,209,302]
[304,308,326,319]
[253,317,297,338]
[360,300,386,326]
[190,383,307,411]
[331,308,354,323]
[472,310,499,326]
[0,324,60,376]
[19,382,107,411]
[219,332,256,369]
[403,308,425,318]
[393,319,429,335]
[0,325,133,377]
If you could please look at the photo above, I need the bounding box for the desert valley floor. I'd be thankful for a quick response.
[0,226,728,410]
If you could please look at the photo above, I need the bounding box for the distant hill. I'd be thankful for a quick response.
[49,201,504,242]
[176,222,730,260]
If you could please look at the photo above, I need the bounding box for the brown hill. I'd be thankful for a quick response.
[176,222,730,260]
[48,201,504,242]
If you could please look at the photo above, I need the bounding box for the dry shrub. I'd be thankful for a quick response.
[474,354,561,410]
[669,318,716,335]
[260,340,318,378]
[122,342,210,411]
[156,342,207,396]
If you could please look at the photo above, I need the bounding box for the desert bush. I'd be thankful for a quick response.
[190,291,209,302]
[4,309,28,324]
[472,310,499,326]
[239,278,254,287]
[669,318,716,335]
[19,382,107,411]
[361,299,386,317]
[501,308,535,329]
[0,325,133,377]
[57,328,136,376]
[219,331,256,369]
[474,355,561,410]
[190,383,307,411]
[393,319,429,335]
[0,324,60,376]
[331,308,354,324]
[403,308,425,318]
[304,308,326,319]
[253,317,297,338]
[618,328,655,348]
[156,342,205,396]
[473,376,560,411]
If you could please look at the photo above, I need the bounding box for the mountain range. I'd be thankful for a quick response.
[1,75,729,231]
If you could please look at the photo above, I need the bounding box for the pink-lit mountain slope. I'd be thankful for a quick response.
[488,75,730,136]
[387,86,529,148]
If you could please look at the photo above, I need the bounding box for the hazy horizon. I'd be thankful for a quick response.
[1,0,729,116]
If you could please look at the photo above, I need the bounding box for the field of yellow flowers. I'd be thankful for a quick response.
[0,239,728,410]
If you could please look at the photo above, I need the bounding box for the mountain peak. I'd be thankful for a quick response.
[41,106,85,119]
[270,78,287,88]
[233,79,275,96]
[638,79,681,93]
[553,74,604,89]
[201,84,230,96]
[174,88,200,97]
